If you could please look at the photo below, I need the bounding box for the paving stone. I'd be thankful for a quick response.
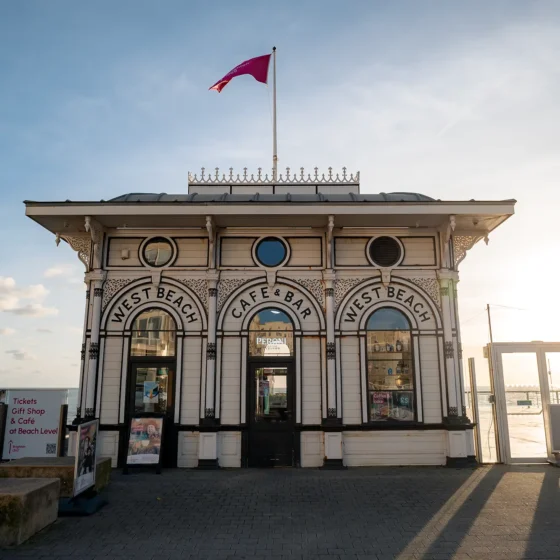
[0,465,558,560]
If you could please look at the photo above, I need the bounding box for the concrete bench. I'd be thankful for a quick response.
[0,478,60,546]
[0,456,111,498]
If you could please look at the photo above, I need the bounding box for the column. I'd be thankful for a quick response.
[199,272,219,468]
[438,270,460,418]
[75,283,91,422]
[322,270,344,468]
[204,275,218,421]
[438,269,471,466]
[323,271,338,421]
[84,272,105,418]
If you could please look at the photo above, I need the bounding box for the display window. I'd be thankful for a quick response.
[248,308,293,357]
[366,307,415,421]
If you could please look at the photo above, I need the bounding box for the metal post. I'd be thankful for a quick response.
[272,46,277,181]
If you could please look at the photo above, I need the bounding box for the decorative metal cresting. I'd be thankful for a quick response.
[188,167,360,185]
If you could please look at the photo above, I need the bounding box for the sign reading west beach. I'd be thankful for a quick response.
[1,389,65,460]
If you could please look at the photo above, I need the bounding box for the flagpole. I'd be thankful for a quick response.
[272,46,278,181]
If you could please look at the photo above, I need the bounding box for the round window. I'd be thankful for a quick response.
[255,237,288,267]
[143,238,174,267]
[369,236,402,267]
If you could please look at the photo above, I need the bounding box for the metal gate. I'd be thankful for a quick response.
[474,342,560,464]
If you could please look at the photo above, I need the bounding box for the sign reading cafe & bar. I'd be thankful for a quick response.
[343,285,432,323]
[231,286,312,320]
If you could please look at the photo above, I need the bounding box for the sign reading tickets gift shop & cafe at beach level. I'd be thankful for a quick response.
[24,165,515,469]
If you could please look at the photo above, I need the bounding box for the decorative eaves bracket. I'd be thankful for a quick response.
[439,215,456,266]
[453,233,488,268]
[55,233,92,271]
[84,216,105,270]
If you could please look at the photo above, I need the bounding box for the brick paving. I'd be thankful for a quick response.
[2,464,559,560]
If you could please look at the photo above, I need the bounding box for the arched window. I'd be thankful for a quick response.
[131,308,176,357]
[367,308,415,422]
[248,308,293,357]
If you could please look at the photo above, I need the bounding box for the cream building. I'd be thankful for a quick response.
[25,168,515,468]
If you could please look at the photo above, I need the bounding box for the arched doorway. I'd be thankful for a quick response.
[126,308,177,467]
[247,308,295,467]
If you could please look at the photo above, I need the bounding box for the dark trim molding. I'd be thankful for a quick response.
[197,459,219,469]
[446,455,478,468]
[321,459,346,470]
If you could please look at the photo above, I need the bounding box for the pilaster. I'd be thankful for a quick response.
[323,270,340,426]
[202,270,219,428]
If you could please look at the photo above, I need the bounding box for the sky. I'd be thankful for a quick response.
[1,0,560,390]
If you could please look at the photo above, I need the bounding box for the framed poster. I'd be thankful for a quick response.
[73,419,99,496]
[126,416,164,470]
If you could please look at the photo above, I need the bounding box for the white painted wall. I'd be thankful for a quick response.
[174,238,208,267]
[177,431,199,467]
[98,430,119,467]
[340,336,362,424]
[218,431,242,467]
[300,431,324,467]
[343,431,447,466]
[180,337,202,424]
[100,337,123,424]
[220,337,242,424]
[302,337,322,424]
[419,336,443,423]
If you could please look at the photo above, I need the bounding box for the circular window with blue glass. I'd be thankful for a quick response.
[254,237,289,268]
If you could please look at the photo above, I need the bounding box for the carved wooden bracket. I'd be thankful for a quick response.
[55,233,92,271]
[453,235,485,268]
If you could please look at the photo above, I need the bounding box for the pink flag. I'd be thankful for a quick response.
[209,54,271,93]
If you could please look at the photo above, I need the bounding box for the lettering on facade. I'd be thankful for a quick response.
[230,286,312,321]
[343,285,432,324]
[111,286,199,324]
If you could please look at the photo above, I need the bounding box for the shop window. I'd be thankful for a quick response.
[131,309,176,357]
[248,308,293,357]
[143,237,174,267]
[366,308,415,422]
[254,237,288,267]
[368,236,402,267]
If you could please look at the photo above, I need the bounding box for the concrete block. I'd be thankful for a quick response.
[0,478,59,546]
[0,456,111,498]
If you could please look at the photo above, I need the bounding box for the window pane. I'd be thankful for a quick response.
[255,238,287,267]
[367,308,410,330]
[249,309,293,357]
[254,367,290,423]
[367,307,414,422]
[143,238,173,267]
[133,367,173,414]
[131,310,176,356]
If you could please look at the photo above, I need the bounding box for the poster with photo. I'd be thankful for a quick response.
[143,381,159,404]
[126,416,163,465]
[73,419,98,496]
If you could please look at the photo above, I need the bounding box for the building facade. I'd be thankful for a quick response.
[25,168,515,468]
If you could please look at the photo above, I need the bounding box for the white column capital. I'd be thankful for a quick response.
[322,270,336,284]
[437,270,459,283]
[85,270,107,283]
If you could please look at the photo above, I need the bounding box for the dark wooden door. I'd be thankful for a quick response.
[248,363,294,467]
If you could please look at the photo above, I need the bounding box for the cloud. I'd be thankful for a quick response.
[44,264,83,285]
[0,328,15,335]
[44,264,73,278]
[4,304,58,317]
[36,328,53,333]
[6,349,36,361]
[0,277,53,316]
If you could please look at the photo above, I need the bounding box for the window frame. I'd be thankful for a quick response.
[365,235,405,268]
[139,236,177,268]
[365,306,417,423]
[251,236,290,269]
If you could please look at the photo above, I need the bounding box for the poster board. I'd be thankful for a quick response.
[1,389,66,460]
[73,419,99,496]
[125,416,164,473]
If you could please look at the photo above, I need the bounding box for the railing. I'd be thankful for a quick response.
[465,390,560,410]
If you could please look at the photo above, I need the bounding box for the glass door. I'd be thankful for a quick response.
[248,363,294,467]
[492,346,549,463]
[128,363,176,467]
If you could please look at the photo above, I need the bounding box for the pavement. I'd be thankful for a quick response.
[2,464,559,560]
